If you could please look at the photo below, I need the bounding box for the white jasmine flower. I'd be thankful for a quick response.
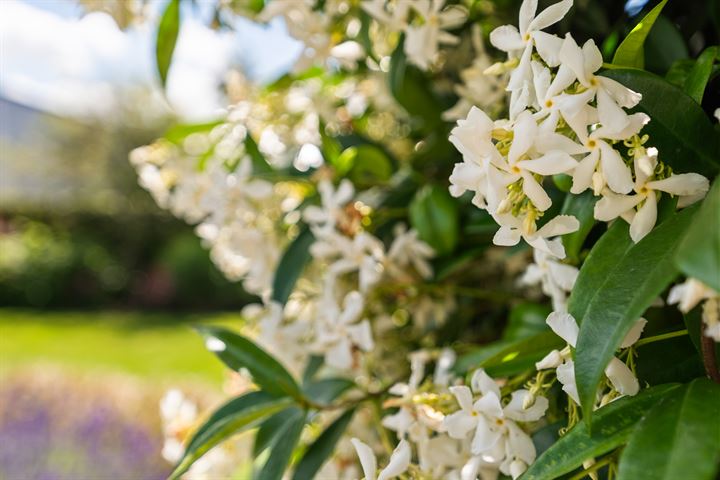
[351,438,411,480]
[520,248,579,311]
[594,152,709,242]
[405,0,468,70]
[312,230,386,291]
[492,214,580,259]
[536,312,646,403]
[314,290,374,370]
[387,224,435,280]
[361,0,411,31]
[558,34,642,131]
[443,370,548,478]
[668,278,717,313]
[303,179,355,233]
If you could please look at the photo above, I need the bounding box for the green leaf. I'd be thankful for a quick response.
[196,326,302,399]
[573,206,699,422]
[567,221,633,321]
[292,409,356,480]
[303,377,356,405]
[255,410,306,480]
[683,46,717,103]
[409,185,459,256]
[560,191,597,263]
[643,15,689,73]
[455,331,564,376]
[600,69,720,177]
[675,179,720,291]
[503,302,551,340]
[164,120,223,145]
[388,37,443,133]
[617,379,720,480]
[272,227,315,305]
[665,58,696,87]
[170,391,293,480]
[522,384,680,480]
[253,407,303,457]
[155,0,181,87]
[347,145,393,187]
[612,0,669,68]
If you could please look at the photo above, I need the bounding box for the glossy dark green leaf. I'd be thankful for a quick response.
[170,391,292,480]
[303,377,356,406]
[644,15,688,74]
[600,69,720,177]
[675,179,720,291]
[617,379,720,480]
[196,326,301,399]
[292,409,356,480]
[155,0,181,87]
[409,185,459,256]
[612,0,668,68]
[272,227,315,305]
[456,331,564,376]
[522,384,680,480]
[567,221,633,321]
[560,191,597,262]
[302,355,324,385]
[665,58,696,87]
[253,407,303,457]
[573,206,699,421]
[255,410,306,480]
[683,46,717,104]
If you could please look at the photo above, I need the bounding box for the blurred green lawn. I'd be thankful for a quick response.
[0,309,240,384]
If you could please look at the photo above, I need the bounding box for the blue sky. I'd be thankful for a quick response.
[0,0,301,121]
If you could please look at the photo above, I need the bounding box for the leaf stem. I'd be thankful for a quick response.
[634,329,688,347]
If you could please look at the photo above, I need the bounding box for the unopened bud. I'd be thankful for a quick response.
[522,392,536,409]
[591,172,604,196]
[497,196,514,214]
[522,213,537,236]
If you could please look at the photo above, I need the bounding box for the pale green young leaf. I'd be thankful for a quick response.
[156,0,181,87]
[612,0,669,68]
[683,46,718,104]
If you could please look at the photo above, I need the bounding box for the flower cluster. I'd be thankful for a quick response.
[449,0,709,257]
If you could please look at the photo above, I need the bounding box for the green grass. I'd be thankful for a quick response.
[0,309,242,384]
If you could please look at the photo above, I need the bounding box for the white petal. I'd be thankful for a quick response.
[508,111,537,164]
[546,63,577,98]
[443,410,477,439]
[347,320,375,351]
[546,311,579,346]
[528,0,573,31]
[570,150,600,194]
[646,174,710,197]
[535,214,580,238]
[629,191,657,242]
[470,415,502,455]
[493,226,522,246]
[340,291,365,324]
[532,31,564,67]
[504,390,549,421]
[527,237,567,258]
[535,349,563,369]
[599,142,634,194]
[474,392,504,419]
[377,439,411,480]
[556,360,580,404]
[558,33,588,85]
[326,338,353,370]
[518,0,538,34]
[594,191,643,221]
[598,77,642,108]
[521,172,552,211]
[582,39,603,75]
[489,25,524,52]
[471,369,502,398]
[531,60,551,102]
[382,408,414,434]
[506,422,537,464]
[547,261,579,291]
[450,385,475,412]
[604,357,639,396]
[517,151,578,175]
[596,87,630,133]
[351,438,377,480]
[620,318,648,348]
